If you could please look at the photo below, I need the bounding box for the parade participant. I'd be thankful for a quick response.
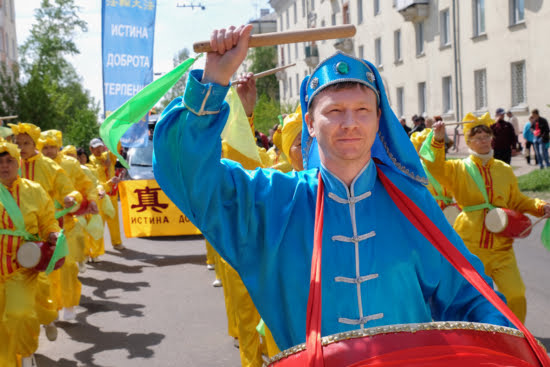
[0,141,61,367]
[281,106,303,172]
[89,138,124,250]
[11,122,82,321]
[153,24,511,353]
[426,112,550,323]
[491,108,517,164]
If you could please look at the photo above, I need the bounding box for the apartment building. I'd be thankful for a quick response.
[0,0,17,68]
[269,0,550,124]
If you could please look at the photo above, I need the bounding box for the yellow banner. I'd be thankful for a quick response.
[119,179,201,238]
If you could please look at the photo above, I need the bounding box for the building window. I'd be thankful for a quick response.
[287,44,291,63]
[440,9,451,46]
[295,42,299,59]
[280,46,285,66]
[358,45,364,59]
[293,2,297,23]
[397,87,404,118]
[12,38,16,58]
[331,12,337,25]
[289,77,293,97]
[286,9,290,29]
[415,22,424,56]
[394,29,402,62]
[311,0,315,11]
[10,0,13,20]
[279,16,283,32]
[296,73,300,93]
[474,69,487,110]
[442,76,453,113]
[0,29,4,53]
[375,37,382,67]
[418,82,426,115]
[343,2,350,24]
[510,0,524,25]
[473,0,485,36]
[511,61,526,106]
[302,0,306,17]
[357,0,363,24]
[374,0,380,15]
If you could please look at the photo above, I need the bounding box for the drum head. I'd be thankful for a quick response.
[485,208,508,234]
[443,206,460,225]
[16,242,41,268]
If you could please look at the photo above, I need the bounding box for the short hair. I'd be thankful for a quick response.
[308,82,374,115]
[468,125,493,140]
[434,115,443,122]
[531,109,540,116]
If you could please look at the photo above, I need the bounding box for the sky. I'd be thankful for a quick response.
[15,0,272,114]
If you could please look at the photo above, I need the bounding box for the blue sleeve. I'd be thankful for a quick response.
[152,69,304,274]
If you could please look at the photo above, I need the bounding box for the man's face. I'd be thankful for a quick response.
[14,134,37,160]
[496,113,504,121]
[42,144,59,160]
[0,154,19,184]
[90,145,103,157]
[467,132,493,155]
[306,85,380,168]
[506,112,512,118]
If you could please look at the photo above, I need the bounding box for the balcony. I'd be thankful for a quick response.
[305,45,319,68]
[396,0,430,22]
[334,38,354,54]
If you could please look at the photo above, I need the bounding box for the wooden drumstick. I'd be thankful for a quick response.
[231,63,296,84]
[0,115,18,120]
[444,120,475,126]
[193,25,356,53]
[518,217,547,238]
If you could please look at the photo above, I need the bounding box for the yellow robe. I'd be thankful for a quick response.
[89,152,122,246]
[0,177,59,366]
[82,164,105,258]
[424,137,546,322]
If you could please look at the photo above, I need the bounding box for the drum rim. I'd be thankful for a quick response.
[266,321,526,365]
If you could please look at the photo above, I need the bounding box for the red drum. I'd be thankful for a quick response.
[485,208,532,238]
[442,203,461,226]
[16,241,65,272]
[267,322,544,367]
[72,198,89,216]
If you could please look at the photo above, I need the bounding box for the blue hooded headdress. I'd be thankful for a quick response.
[300,51,427,185]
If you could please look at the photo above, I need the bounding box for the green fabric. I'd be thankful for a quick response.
[421,160,452,205]
[45,229,68,275]
[419,130,436,163]
[0,183,26,231]
[462,157,496,213]
[541,219,550,252]
[100,56,201,168]
[0,229,39,242]
[256,318,266,336]
[53,199,78,219]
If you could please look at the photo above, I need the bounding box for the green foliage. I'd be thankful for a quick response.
[247,46,279,100]
[518,169,550,192]
[159,48,190,111]
[253,94,280,135]
[0,0,99,150]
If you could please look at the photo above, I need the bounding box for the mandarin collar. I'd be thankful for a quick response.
[469,154,494,167]
[319,159,376,199]
[23,152,42,163]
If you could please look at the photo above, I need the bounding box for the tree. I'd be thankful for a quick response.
[247,46,279,101]
[8,0,100,148]
[159,48,191,110]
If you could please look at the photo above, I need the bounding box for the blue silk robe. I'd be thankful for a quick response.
[153,70,508,351]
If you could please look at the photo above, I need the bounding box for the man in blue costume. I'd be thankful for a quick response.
[153,25,508,352]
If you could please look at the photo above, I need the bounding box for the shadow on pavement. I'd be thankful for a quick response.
[79,276,150,299]
[36,295,165,367]
[141,234,204,242]
[87,259,152,274]
[105,247,207,267]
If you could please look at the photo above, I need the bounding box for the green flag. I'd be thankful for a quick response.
[541,219,550,252]
[45,230,68,275]
[100,56,201,167]
[419,129,435,162]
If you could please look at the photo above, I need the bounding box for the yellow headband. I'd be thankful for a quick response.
[0,141,21,165]
[9,122,41,145]
[61,145,77,157]
[281,105,303,161]
[410,128,432,153]
[462,112,494,143]
[39,129,63,149]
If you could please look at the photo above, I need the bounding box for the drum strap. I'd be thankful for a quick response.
[305,167,549,367]
[461,157,496,213]
[421,160,453,205]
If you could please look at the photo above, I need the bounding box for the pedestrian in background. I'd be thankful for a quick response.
[506,110,521,151]
[522,116,538,165]
[491,108,516,164]
[530,109,550,169]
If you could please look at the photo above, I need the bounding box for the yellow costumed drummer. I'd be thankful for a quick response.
[0,141,61,367]
[280,106,304,172]
[425,113,550,323]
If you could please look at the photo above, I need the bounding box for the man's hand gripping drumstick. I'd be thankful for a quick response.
[202,24,254,86]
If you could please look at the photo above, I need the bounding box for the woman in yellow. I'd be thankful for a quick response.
[426,113,550,323]
[0,141,61,367]
[280,106,303,172]
[62,146,106,262]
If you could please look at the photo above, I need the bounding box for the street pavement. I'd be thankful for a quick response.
[34,185,550,366]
